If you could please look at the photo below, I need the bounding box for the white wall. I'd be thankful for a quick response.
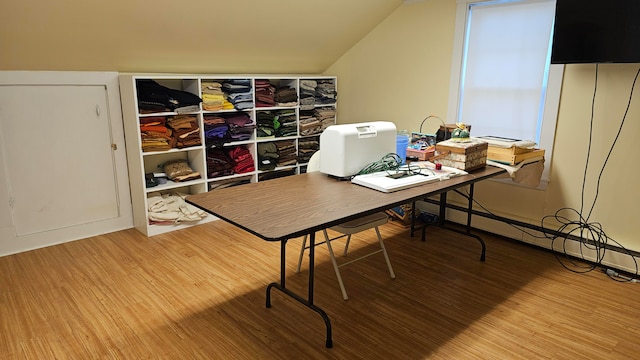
[326,0,640,272]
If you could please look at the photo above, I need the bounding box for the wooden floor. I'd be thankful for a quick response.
[1,220,639,359]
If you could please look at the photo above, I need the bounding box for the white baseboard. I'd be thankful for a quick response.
[415,201,638,275]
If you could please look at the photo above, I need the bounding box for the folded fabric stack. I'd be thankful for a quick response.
[136,79,202,113]
[316,79,337,105]
[206,148,235,178]
[257,142,279,170]
[255,79,276,107]
[275,140,297,167]
[298,136,320,163]
[147,192,207,224]
[274,86,298,107]
[209,178,251,191]
[227,146,255,174]
[314,107,336,131]
[203,114,229,147]
[256,111,276,138]
[201,81,233,111]
[167,115,201,148]
[225,113,255,141]
[273,109,297,137]
[299,110,322,136]
[299,80,317,110]
[140,116,172,152]
[223,79,253,110]
[258,168,296,181]
[163,159,201,182]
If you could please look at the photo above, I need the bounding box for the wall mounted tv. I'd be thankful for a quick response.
[551,0,640,64]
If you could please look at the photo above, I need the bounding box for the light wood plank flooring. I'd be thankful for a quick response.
[1,220,638,359]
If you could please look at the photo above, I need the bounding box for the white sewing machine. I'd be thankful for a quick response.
[319,121,396,178]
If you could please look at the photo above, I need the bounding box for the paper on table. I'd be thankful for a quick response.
[351,163,467,193]
[351,172,438,192]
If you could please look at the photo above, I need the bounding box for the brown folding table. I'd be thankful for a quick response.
[186,165,505,348]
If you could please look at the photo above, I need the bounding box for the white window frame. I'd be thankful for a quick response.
[447,0,564,189]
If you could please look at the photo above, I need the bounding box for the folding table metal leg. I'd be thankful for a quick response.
[421,185,486,261]
[450,184,486,261]
[266,232,334,348]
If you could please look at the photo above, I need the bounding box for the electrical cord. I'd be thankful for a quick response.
[355,153,404,176]
[458,185,639,282]
[584,64,639,222]
[538,64,640,278]
[604,268,639,283]
[458,186,548,240]
[542,64,640,279]
[540,207,639,276]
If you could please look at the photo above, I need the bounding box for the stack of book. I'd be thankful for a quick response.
[475,136,545,165]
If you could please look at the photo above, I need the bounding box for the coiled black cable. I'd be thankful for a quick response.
[457,64,640,280]
[541,65,639,276]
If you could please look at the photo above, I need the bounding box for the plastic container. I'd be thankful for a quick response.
[396,133,409,164]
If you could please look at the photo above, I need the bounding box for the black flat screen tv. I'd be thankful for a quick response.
[551,0,640,64]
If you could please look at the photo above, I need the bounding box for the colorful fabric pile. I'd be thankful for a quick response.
[201,81,234,111]
[299,79,317,110]
[298,110,322,136]
[205,145,255,178]
[227,146,255,174]
[163,159,201,182]
[206,148,235,178]
[136,79,202,113]
[225,113,255,141]
[298,136,320,164]
[314,107,336,131]
[147,192,207,224]
[208,178,251,191]
[222,79,253,110]
[275,140,297,167]
[256,111,276,138]
[257,142,278,170]
[274,109,297,137]
[255,79,276,107]
[204,113,255,147]
[203,114,228,147]
[140,116,172,152]
[274,86,298,107]
[166,114,201,148]
[315,79,337,105]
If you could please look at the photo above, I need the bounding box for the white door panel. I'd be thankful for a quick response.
[0,85,119,235]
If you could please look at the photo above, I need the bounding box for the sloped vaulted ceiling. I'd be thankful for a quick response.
[0,0,404,74]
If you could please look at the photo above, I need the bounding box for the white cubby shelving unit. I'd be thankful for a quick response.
[119,74,337,236]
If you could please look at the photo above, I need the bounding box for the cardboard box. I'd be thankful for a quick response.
[434,139,488,171]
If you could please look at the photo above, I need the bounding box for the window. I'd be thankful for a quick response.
[447,0,563,187]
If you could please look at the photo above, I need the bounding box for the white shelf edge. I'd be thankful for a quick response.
[142,146,203,157]
[144,178,206,194]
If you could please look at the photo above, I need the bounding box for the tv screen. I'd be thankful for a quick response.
[551,0,640,64]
